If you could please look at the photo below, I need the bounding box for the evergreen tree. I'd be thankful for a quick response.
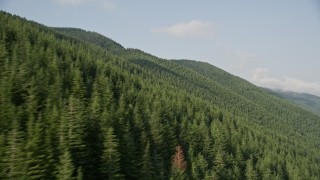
[25,120,49,179]
[245,156,258,180]
[76,167,83,180]
[62,95,86,168]
[140,141,154,179]
[191,153,208,180]
[119,122,140,179]
[1,120,25,179]
[57,149,75,180]
[213,149,227,179]
[100,127,123,179]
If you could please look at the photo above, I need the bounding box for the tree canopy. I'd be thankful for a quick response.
[0,11,319,179]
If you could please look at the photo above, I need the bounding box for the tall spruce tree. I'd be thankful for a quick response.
[100,127,123,179]
[1,120,25,179]
[245,156,258,180]
[57,148,75,180]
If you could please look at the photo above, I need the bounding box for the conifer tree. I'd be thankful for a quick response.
[0,31,7,70]
[62,95,86,168]
[2,120,25,179]
[170,145,187,180]
[140,141,154,179]
[119,122,139,179]
[76,167,83,180]
[71,68,85,100]
[25,120,49,179]
[100,127,123,179]
[245,156,258,180]
[214,149,227,179]
[57,149,75,180]
[84,86,104,179]
[191,153,208,180]
[0,133,5,178]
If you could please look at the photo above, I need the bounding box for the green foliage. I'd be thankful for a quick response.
[140,141,154,179]
[1,120,25,179]
[246,156,258,180]
[267,89,320,116]
[191,153,208,180]
[57,149,75,180]
[0,11,319,180]
[100,128,123,179]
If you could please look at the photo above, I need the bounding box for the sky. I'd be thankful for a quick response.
[1,0,320,96]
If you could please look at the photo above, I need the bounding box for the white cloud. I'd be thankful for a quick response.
[251,68,320,96]
[153,20,216,38]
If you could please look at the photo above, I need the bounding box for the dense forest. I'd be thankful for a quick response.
[0,11,319,179]
[265,89,320,117]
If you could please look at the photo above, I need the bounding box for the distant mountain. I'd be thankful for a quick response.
[265,89,320,116]
[1,11,319,179]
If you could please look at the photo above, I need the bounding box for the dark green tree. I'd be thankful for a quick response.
[1,120,26,179]
[191,153,208,180]
[140,141,154,179]
[100,127,123,179]
[25,120,51,179]
[57,148,75,180]
[245,156,258,180]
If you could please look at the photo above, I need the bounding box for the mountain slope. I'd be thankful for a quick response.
[172,60,320,139]
[265,89,320,116]
[0,11,319,179]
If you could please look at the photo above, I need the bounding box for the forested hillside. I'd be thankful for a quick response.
[264,89,320,117]
[171,60,320,141]
[0,11,319,179]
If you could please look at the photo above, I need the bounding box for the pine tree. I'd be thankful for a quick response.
[25,120,49,179]
[25,77,38,130]
[119,122,140,179]
[232,165,242,180]
[191,153,208,180]
[1,120,26,179]
[57,149,75,180]
[0,31,7,71]
[71,68,85,100]
[213,149,227,179]
[0,133,5,178]
[170,145,187,180]
[84,87,104,179]
[76,167,83,180]
[62,95,86,168]
[140,141,154,179]
[0,74,15,134]
[246,156,258,180]
[100,127,123,179]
